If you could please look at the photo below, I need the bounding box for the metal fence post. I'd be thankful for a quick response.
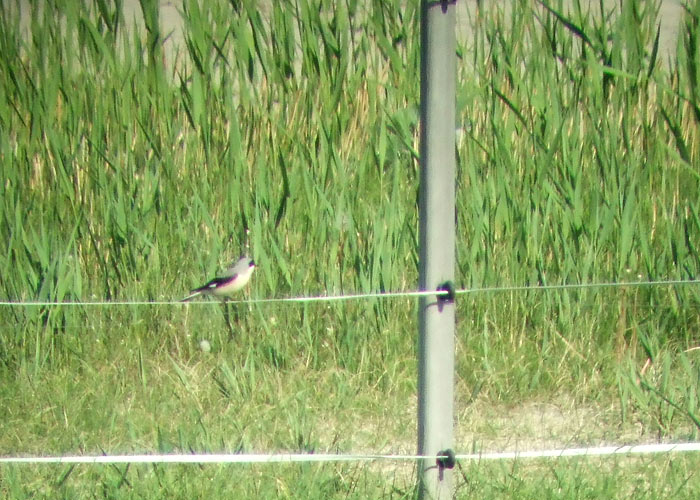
[417,0,457,498]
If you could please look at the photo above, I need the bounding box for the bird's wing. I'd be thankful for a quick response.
[192,274,239,293]
[181,267,245,301]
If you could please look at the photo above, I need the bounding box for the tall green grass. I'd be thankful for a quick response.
[1,0,699,497]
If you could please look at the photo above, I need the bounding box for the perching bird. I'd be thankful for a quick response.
[182,256,256,301]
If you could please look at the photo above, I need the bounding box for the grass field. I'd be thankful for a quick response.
[1,0,699,498]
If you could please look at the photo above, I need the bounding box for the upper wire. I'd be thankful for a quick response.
[0,279,697,307]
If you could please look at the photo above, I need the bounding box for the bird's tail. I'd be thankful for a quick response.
[180,290,202,302]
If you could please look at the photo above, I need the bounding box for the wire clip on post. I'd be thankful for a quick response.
[436,449,456,470]
[436,281,455,310]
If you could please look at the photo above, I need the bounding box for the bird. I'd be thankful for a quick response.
[182,256,256,301]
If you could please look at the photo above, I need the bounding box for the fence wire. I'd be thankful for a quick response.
[1,278,699,467]
[2,443,700,465]
[0,279,698,307]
